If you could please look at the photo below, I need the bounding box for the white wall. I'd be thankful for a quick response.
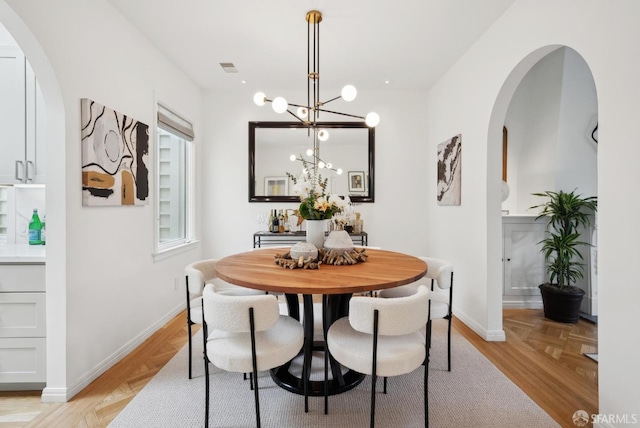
[1,0,204,400]
[425,0,639,423]
[504,47,598,214]
[504,47,564,214]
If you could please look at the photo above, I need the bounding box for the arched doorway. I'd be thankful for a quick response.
[485,44,600,418]
[500,46,598,313]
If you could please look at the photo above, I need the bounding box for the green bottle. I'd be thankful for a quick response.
[28,209,42,245]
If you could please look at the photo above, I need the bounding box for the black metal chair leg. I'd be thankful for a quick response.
[383,376,387,394]
[425,355,429,428]
[425,320,430,428]
[323,294,329,415]
[370,373,377,428]
[370,310,379,428]
[447,317,452,372]
[204,358,209,428]
[188,322,193,379]
[302,295,314,413]
[249,308,261,428]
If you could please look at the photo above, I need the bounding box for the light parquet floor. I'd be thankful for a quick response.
[0,309,598,428]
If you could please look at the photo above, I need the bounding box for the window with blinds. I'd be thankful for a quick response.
[156,104,194,253]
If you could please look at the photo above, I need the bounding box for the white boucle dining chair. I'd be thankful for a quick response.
[327,285,430,428]
[201,283,304,428]
[184,259,264,379]
[378,257,454,371]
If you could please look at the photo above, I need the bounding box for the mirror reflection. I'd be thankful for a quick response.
[249,122,375,203]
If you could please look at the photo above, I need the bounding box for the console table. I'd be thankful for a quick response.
[253,231,368,248]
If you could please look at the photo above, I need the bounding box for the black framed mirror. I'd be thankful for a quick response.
[249,121,375,203]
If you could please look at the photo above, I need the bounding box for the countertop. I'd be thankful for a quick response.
[0,244,46,263]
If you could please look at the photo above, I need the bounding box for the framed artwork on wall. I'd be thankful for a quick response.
[80,98,149,206]
[264,176,288,196]
[437,134,462,206]
[348,171,365,192]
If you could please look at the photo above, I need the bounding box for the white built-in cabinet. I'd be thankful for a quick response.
[502,215,547,308]
[0,46,46,184]
[0,263,46,389]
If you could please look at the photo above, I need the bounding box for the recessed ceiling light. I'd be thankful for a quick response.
[384,80,391,84]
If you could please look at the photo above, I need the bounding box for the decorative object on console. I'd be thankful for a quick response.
[437,134,462,206]
[81,98,149,206]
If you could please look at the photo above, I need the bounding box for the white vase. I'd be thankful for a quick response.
[305,219,327,249]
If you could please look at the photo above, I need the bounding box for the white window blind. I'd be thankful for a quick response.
[157,104,194,142]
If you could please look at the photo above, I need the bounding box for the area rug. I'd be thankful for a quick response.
[109,321,559,428]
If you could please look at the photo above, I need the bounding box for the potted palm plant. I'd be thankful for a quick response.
[530,189,597,323]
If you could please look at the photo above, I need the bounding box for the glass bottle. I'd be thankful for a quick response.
[284,211,290,232]
[41,215,46,245]
[278,209,285,233]
[28,209,42,245]
[268,210,274,232]
[353,212,363,233]
[272,209,279,233]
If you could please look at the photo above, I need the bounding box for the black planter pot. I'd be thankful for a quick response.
[539,283,585,323]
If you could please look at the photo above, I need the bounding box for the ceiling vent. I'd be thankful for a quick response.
[220,62,238,73]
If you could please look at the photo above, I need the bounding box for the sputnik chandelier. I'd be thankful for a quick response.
[253,10,380,175]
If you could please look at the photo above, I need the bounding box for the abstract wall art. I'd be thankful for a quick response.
[437,134,462,206]
[81,98,149,206]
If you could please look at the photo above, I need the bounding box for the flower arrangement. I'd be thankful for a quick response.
[287,159,350,223]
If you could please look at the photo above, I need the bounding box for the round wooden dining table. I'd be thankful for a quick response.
[214,247,427,399]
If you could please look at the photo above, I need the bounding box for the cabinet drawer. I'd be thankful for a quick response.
[0,264,45,292]
[0,337,46,383]
[0,293,46,337]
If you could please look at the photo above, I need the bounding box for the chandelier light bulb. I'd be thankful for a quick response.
[365,112,380,127]
[317,129,329,141]
[306,149,314,157]
[318,161,325,169]
[336,168,343,175]
[253,92,266,106]
[325,162,332,169]
[272,97,288,113]
[290,154,297,161]
[341,85,357,102]
[297,107,309,119]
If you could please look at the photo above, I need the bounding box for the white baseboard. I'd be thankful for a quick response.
[502,299,543,309]
[454,307,506,342]
[41,387,68,403]
[42,303,185,402]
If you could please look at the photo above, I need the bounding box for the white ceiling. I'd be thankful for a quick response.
[107,0,515,93]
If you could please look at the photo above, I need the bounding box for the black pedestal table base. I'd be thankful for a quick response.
[270,293,365,396]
